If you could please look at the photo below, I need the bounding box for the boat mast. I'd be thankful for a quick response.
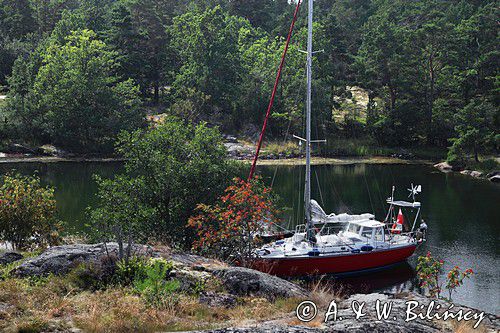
[305,0,313,241]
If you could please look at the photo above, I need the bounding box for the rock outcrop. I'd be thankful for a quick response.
[11,243,152,277]
[6,143,36,155]
[176,326,321,332]
[213,267,308,300]
[486,171,500,183]
[37,144,68,157]
[224,142,254,160]
[434,162,454,172]
[325,292,498,332]
[0,251,23,265]
[460,170,483,178]
[9,244,307,302]
[6,245,499,332]
[199,292,238,308]
[332,86,370,125]
[184,292,499,333]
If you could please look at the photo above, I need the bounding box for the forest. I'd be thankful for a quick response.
[0,0,498,165]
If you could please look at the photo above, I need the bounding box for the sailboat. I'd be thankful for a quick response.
[249,0,427,276]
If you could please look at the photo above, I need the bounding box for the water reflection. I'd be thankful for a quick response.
[333,262,417,295]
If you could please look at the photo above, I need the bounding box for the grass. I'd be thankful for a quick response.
[321,138,446,160]
[0,273,304,333]
[261,141,301,158]
[254,138,447,161]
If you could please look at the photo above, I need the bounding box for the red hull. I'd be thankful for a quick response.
[252,245,417,277]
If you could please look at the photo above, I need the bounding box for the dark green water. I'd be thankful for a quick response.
[0,161,498,313]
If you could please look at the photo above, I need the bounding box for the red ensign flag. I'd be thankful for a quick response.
[397,208,404,225]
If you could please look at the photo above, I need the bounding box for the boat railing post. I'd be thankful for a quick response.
[411,207,420,232]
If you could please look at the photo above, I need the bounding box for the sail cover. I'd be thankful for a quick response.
[310,199,375,224]
[386,199,421,208]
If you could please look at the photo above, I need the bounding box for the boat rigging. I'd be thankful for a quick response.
[249,0,427,276]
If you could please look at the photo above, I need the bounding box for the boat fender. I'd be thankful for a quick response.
[308,249,320,256]
[351,249,361,254]
[361,245,373,252]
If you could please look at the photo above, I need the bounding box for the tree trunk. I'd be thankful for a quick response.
[154,81,159,105]
[427,54,435,145]
[474,143,479,162]
[126,232,133,264]
[114,225,124,260]
[389,86,396,114]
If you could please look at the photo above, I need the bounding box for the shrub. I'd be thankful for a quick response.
[416,252,474,301]
[416,251,444,298]
[0,173,62,250]
[16,317,50,333]
[188,177,281,265]
[133,258,178,309]
[115,256,149,286]
[446,266,473,301]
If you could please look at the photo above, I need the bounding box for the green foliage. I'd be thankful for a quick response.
[115,256,149,286]
[0,0,497,159]
[471,159,499,173]
[0,173,62,250]
[90,116,238,247]
[0,257,23,280]
[448,98,497,163]
[16,317,50,333]
[89,175,156,261]
[105,0,174,103]
[132,258,179,309]
[446,144,466,169]
[6,29,145,153]
[417,252,475,301]
[445,266,473,301]
[169,6,247,128]
[416,251,444,298]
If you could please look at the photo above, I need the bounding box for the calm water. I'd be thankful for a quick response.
[0,161,498,313]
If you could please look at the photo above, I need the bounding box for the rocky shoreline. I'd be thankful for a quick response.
[1,245,498,332]
[434,161,500,183]
[0,141,435,167]
[182,291,500,332]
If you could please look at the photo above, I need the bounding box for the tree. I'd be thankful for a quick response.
[227,0,291,35]
[188,177,280,264]
[105,0,174,104]
[90,116,238,246]
[90,175,156,262]
[0,0,36,87]
[448,98,497,163]
[7,29,144,153]
[0,0,35,39]
[0,173,62,250]
[28,0,80,35]
[169,6,248,129]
